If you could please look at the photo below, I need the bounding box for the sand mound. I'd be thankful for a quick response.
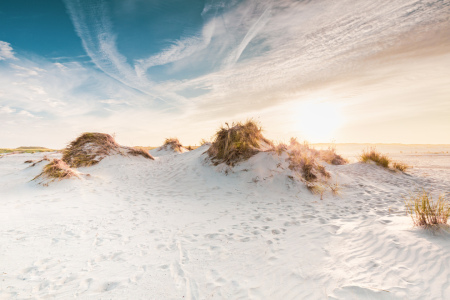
[162,138,188,152]
[207,120,273,166]
[205,122,347,195]
[151,138,189,156]
[62,132,153,167]
[62,133,119,167]
[273,139,348,185]
[288,146,330,182]
[33,158,80,185]
[163,138,184,152]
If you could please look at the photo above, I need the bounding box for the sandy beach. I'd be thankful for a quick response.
[1,144,449,299]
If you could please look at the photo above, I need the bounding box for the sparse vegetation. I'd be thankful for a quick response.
[393,162,409,172]
[0,147,55,154]
[33,159,79,184]
[307,182,326,200]
[290,137,300,147]
[127,147,154,160]
[360,147,390,168]
[274,143,288,156]
[319,145,348,165]
[287,142,330,182]
[360,147,409,172]
[162,138,184,152]
[205,121,346,197]
[207,120,273,166]
[329,181,341,196]
[405,189,450,229]
[278,138,349,197]
[17,146,49,150]
[62,132,119,167]
[62,132,153,167]
[30,156,50,167]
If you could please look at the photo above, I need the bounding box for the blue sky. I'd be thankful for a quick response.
[1,0,450,148]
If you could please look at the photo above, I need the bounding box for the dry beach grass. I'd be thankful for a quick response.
[33,158,79,184]
[405,189,450,229]
[360,147,410,172]
[162,138,184,153]
[207,120,273,166]
[62,132,120,167]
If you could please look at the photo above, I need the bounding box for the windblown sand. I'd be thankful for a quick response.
[1,145,449,299]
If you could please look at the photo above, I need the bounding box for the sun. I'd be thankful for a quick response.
[295,101,343,142]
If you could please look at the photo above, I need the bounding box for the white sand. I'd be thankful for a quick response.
[1,145,450,299]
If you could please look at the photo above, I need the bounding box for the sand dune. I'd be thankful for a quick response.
[0,145,449,299]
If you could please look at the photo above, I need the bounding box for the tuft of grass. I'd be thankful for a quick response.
[393,162,409,172]
[162,138,184,152]
[360,147,390,168]
[33,159,79,184]
[360,147,409,172]
[207,120,273,166]
[62,132,119,168]
[329,181,341,196]
[320,145,348,165]
[274,143,288,156]
[307,182,326,200]
[30,156,50,167]
[127,147,155,160]
[288,146,330,182]
[405,190,450,229]
[290,137,301,147]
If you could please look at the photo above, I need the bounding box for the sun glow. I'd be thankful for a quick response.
[295,101,343,142]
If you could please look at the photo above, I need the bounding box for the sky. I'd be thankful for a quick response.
[0,0,449,148]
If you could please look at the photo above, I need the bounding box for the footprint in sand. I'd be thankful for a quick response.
[102,281,120,291]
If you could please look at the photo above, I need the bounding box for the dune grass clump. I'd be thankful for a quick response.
[128,147,154,160]
[207,120,273,166]
[33,159,79,184]
[405,190,450,229]
[393,162,409,172]
[162,138,184,152]
[30,156,50,167]
[274,143,288,156]
[306,182,326,200]
[360,148,390,168]
[62,132,119,167]
[320,146,348,165]
[360,147,409,172]
[288,147,330,181]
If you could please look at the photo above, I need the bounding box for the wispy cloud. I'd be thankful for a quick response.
[0,41,17,61]
[2,0,450,147]
[135,19,216,78]
[0,105,16,114]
